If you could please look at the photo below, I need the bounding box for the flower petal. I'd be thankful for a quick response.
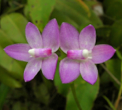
[42,19,59,52]
[79,25,96,50]
[24,58,42,82]
[80,60,98,85]
[59,58,80,83]
[4,44,31,62]
[25,22,42,48]
[60,23,79,53]
[41,53,58,80]
[91,44,116,64]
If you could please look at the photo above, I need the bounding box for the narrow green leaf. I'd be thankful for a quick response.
[0,84,9,110]
[103,96,116,110]
[66,76,99,110]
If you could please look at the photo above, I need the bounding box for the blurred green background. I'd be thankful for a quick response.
[0,0,122,110]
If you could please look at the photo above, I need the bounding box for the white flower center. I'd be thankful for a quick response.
[82,49,89,58]
[83,49,92,59]
[28,49,35,57]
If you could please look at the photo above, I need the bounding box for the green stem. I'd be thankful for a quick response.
[70,83,82,110]
[114,59,122,108]
[100,63,120,85]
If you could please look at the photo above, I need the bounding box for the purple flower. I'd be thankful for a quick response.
[4,19,59,82]
[59,23,116,85]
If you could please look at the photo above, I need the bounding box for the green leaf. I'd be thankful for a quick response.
[66,76,99,110]
[103,96,117,110]
[0,46,24,80]
[50,8,79,28]
[55,0,89,25]
[0,66,22,88]
[105,0,122,20]
[103,0,117,9]
[0,29,13,48]
[88,12,102,28]
[1,13,27,43]
[54,61,69,97]
[110,19,122,47]
[96,26,111,38]
[95,26,111,44]
[0,14,27,72]
[51,0,103,31]
[0,84,9,110]
[25,0,56,31]
[53,0,90,30]
[0,28,27,70]
[84,1,103,28]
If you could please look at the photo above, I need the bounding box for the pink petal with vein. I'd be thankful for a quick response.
[60,23,79,53]
[4,44,31,62]
[42,19,59,52]
[25,22,42,48]
[42,53,58,80]
[24,58,42,82]
[80,60,98,85]
[59,58,80,83]
[92,44,116,64]
[79,25,96,50]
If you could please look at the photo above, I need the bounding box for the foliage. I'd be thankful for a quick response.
[0,0,122,110]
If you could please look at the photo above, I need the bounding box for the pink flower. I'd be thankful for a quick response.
[59,23,116,85]
[4,19,59,82]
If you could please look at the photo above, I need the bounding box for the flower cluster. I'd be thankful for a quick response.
[4,19,115,84]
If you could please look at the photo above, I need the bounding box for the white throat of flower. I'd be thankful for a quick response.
[82,49,92,59]
[28,49,35,57]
